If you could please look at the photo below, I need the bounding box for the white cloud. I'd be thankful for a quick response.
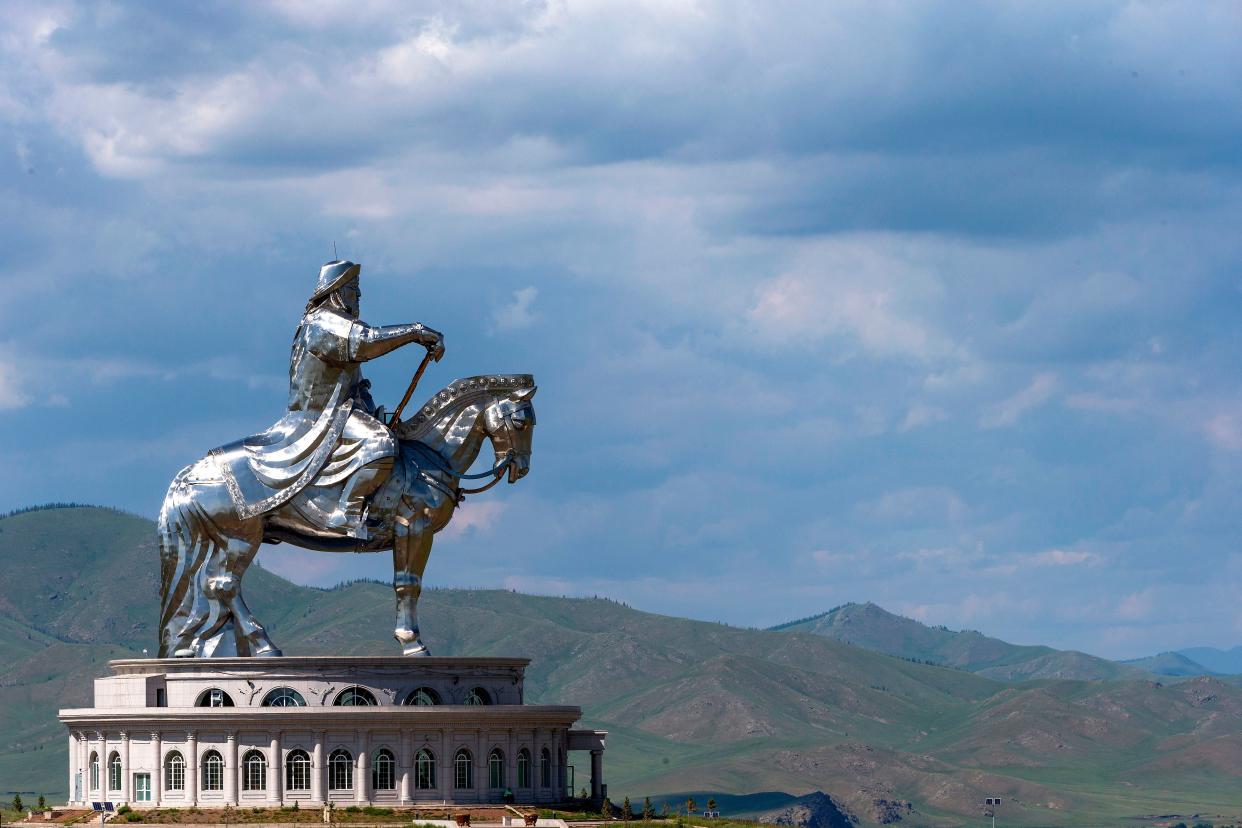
[1117,588,1155,621]
[980,372,1058,428]
[0,359,31,410]
[748,237,954,362]
[1028,548,1099,567]
[1203,413,1242,451]
[491,286,539,332]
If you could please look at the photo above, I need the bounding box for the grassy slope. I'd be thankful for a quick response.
[774,602,1151,681]
[2,508,1241,826]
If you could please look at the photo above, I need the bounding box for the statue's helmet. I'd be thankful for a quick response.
[310,260,361,304]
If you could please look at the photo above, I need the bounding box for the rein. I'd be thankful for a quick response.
[418,451,515,505]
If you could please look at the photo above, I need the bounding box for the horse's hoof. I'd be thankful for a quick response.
[402,640,432,657]
[172,647,198,658]
[254,647,284,658]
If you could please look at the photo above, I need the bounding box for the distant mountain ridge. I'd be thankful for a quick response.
[769,602,1150,681]
[1120,651,1219,677]
[4,506,1242,827]
[1176,645,1242,675]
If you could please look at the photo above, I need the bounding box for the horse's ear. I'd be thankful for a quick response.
[515,386,537,401]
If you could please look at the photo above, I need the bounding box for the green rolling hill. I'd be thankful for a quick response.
[2,506,1242,827]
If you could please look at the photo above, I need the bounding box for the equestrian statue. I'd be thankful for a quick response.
[157,260,537,658]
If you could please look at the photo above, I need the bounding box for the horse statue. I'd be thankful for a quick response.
[157,373,536,658]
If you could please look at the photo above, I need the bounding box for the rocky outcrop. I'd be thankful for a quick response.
[756,791,858,828]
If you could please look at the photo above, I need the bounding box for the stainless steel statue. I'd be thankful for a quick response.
[157,260,536,658]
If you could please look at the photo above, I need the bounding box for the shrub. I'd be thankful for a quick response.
[363,806,394,816]
[117,805,132,815]
[38,796,47,811]
[344,805,362,814]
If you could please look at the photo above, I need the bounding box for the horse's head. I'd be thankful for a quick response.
[483,386,537,483]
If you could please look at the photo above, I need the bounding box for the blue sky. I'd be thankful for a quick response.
[2,1,1240,658]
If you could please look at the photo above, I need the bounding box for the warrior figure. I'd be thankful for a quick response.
[216,260,444,537]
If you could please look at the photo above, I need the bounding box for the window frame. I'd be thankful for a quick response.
[107,752,122,792]
[404,687,442,706]
[540,748,551,788]
[517,748,531,789]
[164,751,185,792]
[464,687,491,706]
[488,748,505,789]
[285,750,311,792]
[89,752,100,791]
[262,687,307,707]
[328,748,354,791]
[242,749,267,791]
[415,748,436,790]
[195,688,235,708]
[453,749,473,790]
[372,749,396,791]
[333,686,378,707]
[201,750,224,792]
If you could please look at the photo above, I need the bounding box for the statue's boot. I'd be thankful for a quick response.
[326,458,393,539]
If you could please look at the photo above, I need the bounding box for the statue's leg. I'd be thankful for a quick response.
[223,534,283,657]
[393,501,435,656]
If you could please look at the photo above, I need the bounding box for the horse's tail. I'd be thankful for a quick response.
[157,466,227,657]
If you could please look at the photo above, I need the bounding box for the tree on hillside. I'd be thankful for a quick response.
[602,798,613,820]
[643,797,654,821]
[707,799,717,812]
[686,798,696,815]
[13,794,24,812]
[37,795,46,811]
[661,802,670,818]
[580,787,589,800]
[623,797,634,822]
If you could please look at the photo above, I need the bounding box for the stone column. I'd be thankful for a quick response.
[152,732,163,807]
[589,750,602,805]
[120,731,131,803]
[225,732,238,805]
[186,731,199,807]
[68,733,77,805]
[311,732,325,803]
[506,730,516,797]
[355,732,369,804]
[96,731,107,798]
[268,733,282,804]
[398,731,410,805]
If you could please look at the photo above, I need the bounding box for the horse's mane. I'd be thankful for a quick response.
[395,374,535,441]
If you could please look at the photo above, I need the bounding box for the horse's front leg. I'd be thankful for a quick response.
[393,500,436,656]
[222,531,282,657]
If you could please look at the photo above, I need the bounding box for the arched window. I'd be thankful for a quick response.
[89,752,100,791]
[108,752,122,791]
[464,687,491,705]
[164,751,185,791]
[333,686,378,706]
[329,749,353,790]
[195,688,234,707]
[453,749,473,790]
[370,748,395,791]
[516,748,531,788]
[286,750,311,791]
[540,748,551,788]
[262,687,306,707]
[415,749,436,790]
[201,750,224,791]
[242,750,267,791]
[488,748,505,789]
[404,687,441,706]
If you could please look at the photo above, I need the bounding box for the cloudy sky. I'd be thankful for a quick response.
[2,1,1240,658]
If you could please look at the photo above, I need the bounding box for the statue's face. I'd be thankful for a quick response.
[336,280,361,316]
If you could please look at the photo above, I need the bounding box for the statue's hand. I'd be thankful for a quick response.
[429,332,446,362]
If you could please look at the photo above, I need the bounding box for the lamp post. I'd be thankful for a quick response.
[983,797,1002,828]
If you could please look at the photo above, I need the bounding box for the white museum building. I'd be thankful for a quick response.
[59,657,606,808]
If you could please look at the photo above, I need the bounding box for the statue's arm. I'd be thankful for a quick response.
[351,322,445,362]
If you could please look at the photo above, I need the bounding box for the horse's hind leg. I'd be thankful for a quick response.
[393,502,435,656]
[223,535,283,657]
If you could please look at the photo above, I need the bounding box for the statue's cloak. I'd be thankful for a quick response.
[208,307,395,520]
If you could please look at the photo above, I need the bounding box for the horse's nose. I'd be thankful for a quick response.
[510,455,530,483]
